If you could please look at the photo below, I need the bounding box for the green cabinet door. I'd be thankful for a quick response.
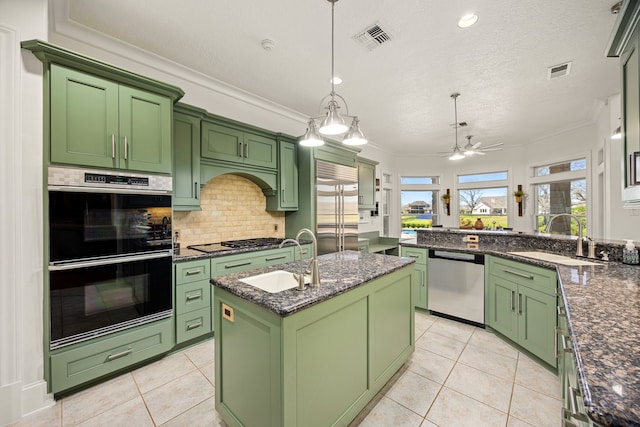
[518,285,557,366]
[244,132,277,169]
[267,139,298,211]
[118,85,172,173]
[201,122,277,169]
[357,159,377,209]
[201,122,244,163]
[413,264,428,309]
[487,275,519,342]
[50,64,172,173]
[50,64,119,168]
[173,111,202,210]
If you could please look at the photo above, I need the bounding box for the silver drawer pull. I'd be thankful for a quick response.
[186,293,202,301]
[225,261,252,269]
[568,387,590,422]
[106,348,133,362]
[185,270,202,276]
[511,290,516,311]
[187,321,203,331]
[408,255,420,258]
[503,268,534,280]
[557,305,567,317]
[111,134,115,159]
[562,334,572,353]
[265,255,286,261]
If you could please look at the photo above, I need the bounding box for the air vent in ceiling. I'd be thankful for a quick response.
[547,61,572,80]
[353,22,393,51]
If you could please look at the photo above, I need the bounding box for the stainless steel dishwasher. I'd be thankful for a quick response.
[427,249,485,325]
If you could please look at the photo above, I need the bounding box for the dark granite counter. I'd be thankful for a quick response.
[173,239,312,263]
[210,250,415,317]
[405,229,640,427]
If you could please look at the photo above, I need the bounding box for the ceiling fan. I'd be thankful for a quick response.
[461,135,503,156]
[439,93,503,160]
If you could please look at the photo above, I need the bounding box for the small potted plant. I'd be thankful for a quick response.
[513,190,525,203]
[441,193,451,204]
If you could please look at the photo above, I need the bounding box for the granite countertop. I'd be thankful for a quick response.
[173,239,312,263]
[402,239,640,427]
[210,250,415,317]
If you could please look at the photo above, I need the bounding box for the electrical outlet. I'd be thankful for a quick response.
[274,224,278,232]
[174,230,180,239]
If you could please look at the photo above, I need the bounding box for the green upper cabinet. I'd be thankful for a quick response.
[266,137,298,211]
[173,104,206,211]
[201,121,277,170]
[357,157,378,209]
[23,39,183,174]
[50,64,172,174]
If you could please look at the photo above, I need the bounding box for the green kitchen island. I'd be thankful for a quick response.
[210,250,415,427]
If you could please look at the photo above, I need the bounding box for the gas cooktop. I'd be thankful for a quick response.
[187,238,286,253]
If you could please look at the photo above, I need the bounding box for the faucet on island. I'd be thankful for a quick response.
[278,228,321,289]
[545,213,584,257]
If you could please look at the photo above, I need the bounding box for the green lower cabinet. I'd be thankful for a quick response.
[49,317,174,394]
[214,266,415,427]
[400,246,428,309]
[486,255,558,367]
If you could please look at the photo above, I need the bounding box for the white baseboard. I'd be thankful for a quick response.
[0,380,54,426]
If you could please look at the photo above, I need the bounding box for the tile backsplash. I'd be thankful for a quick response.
[173,174,285,247]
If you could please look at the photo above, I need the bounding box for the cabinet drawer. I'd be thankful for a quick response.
[176,307,212,344]
[175,259,210,285]
[50,318,173,394]
[256,247,294,266]
[401,247,427,265]
[176,280,211,315]
[488,256,557,295]
[211,253,260,275]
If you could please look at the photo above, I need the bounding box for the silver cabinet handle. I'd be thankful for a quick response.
[195,182,198,199]
[265,255,286,261]
[568,387,589,422]
[555,326,560,359]
[281,186,285,202]
[244,142,249,158]
[237,141,242,157]
[185,269,202,276]
[503,268,534,280]
[562,334,572,353]
[511,290,516,311]
[225,261,252,269]
[518,293,523,315]
[107,348,132,361]
[111,134,116,159]
[186,293,202,301]
[557,305,567,317]
[408,254,420,258]
[124,136,128,160]
[187,321,203,331]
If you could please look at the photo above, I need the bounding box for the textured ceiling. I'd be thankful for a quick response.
[55,0,621,154]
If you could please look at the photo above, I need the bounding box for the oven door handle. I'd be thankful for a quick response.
[48,185,171,196]
[49,251,172,271]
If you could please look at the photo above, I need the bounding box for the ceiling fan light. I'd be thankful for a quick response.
[449,149,465,160]
[299,120,325,147]
[343,117,367,145]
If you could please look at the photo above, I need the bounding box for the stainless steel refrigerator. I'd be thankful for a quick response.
[316,160,359,255]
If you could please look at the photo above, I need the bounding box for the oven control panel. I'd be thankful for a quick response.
[85,172,149,186]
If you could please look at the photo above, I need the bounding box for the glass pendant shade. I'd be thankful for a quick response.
[299,120,324,147]
[319,101,348,135]
[343,117,367,145]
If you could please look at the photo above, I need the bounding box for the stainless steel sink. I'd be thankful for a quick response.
[508,251,601,266]
[239,270,310,293]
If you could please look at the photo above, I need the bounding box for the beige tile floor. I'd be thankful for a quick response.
[10,312,561,427]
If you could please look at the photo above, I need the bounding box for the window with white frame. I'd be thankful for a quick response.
[400,176,440,237]
[532,159,587,236]
[457,171,509,229]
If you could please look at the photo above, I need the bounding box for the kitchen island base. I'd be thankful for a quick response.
[213,265,415,427]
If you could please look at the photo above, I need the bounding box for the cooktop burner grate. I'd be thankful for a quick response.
[220,238,285,248]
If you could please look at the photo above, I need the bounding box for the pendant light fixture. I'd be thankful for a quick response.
[299,0,367,147]
[448,93,465,160]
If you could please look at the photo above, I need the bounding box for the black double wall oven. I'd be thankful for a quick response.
[48,166,173,350]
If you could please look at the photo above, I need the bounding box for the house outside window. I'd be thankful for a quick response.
[457,171,509,229]
[400,176,440,237]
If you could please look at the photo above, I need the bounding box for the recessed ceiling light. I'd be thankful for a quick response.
[458,14,478,28]
[330,76,343,85]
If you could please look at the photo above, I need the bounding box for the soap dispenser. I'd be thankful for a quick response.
[623,240,639,265]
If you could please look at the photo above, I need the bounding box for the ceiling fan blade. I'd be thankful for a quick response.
[480,142,504,149]
[474,151,487,155]
[478,148,502,152]
[472,141,482,149]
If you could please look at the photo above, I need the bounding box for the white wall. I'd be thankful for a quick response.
[0,0,52,424]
